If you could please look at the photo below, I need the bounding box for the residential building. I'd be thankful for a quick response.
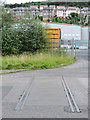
[42,5,56,21]
[56,6,80,18]
[12,6,39,19]
[13,7,28,19]
[49,5,56,10]
[30,5,38,9]
[39,9,43,17]
[40,5,48,10]
[39,5,48,17]
[5,5,89,24]
[30,5,39,18]
[66,7,80,17]
[49,5,56,16]
[56,6,66,18]
[43,7,54,21]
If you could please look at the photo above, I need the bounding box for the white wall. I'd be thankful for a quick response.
[42,22,89,46]
[42,22,81,40]
[57,10,63,17]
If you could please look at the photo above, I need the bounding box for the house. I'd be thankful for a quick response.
[13,7,27,19]
[49,5,56,10]
[42,5,56,21]
[66,7,80,16]
[57,6,80,18]
[40,5,48,10]
[12,6,39,19]
[30,5,39,18]
[56,6,66,18]
[30,5,38,9]
[39,5,48,17]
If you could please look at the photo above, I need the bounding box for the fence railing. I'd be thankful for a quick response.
[59,39,88,59]
[45,28,88,59]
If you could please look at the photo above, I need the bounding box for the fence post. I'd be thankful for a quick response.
[59,29,61,54]
[75,40,76,59]
[59,38,61,54]
[72,38,74,58]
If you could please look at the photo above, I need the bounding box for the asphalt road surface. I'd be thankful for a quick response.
[66,49,88,60]
[75,49,88,60]
[1,59,88,118]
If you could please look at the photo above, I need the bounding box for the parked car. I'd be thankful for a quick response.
[70,45,79,49]
[61,45,79,49]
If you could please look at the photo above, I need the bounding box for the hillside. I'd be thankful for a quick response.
[5,1,89,8]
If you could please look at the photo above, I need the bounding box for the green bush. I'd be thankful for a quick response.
[2,12,48,55]
[2,27,20,55]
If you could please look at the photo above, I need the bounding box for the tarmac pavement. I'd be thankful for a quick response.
[1,59,88,118]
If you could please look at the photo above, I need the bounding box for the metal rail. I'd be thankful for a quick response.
[20,79,34,110]
[15,84,29,110]
[62,76,81,113]
[62,79,75,113]
[64,79,80,113]
[15,78,34,111]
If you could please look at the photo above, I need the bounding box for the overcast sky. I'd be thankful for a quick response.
[4,0,45,4]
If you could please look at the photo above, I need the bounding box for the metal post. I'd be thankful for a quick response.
[59,30,61,54]
[52,39,53,55]
[75,40,76,59]
[59,38,61,54]
[72,38,74,58]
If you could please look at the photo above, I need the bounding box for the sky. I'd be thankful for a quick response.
[4,0,46,4]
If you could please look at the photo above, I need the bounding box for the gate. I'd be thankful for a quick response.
[75,40,88,60]
[60,39,88,60]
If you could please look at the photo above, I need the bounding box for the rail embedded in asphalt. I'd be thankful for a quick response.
[15,77,34,111]
[62,76,81,113]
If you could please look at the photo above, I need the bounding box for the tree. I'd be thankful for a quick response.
[2,11,48,55]
[70,12,78,18]
[68,12,79,24]
[47,19,50,22]
[52,15,58,22]
[2,10,13,28]
[79,13,87,25]
[40,16,43,21]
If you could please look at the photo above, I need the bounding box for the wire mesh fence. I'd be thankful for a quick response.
[59,39,88,59]
[44,28,88,59]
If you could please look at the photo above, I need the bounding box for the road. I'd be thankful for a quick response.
[75,49,88,60]
[66,49,88,60]
[1,59,88,118]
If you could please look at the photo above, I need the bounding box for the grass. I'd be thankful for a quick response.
[1,52,75,70]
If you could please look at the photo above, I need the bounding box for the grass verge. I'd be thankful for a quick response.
[1,52,75,70]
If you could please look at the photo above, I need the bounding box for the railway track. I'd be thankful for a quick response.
[15,77,34,111]
[15,76,81,113]
[62,75,81,113]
